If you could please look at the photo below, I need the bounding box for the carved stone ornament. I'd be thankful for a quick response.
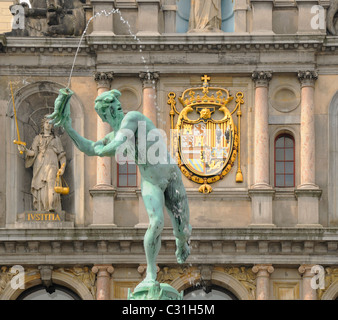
[94,72,114,90]
[55,266,97,298]
[6,0,86,37]
[139,72,160,87]
[327,0,338,35]
[252,71,273,87]
[297,70,318,87]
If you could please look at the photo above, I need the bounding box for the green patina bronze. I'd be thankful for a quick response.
[49,88,192,300]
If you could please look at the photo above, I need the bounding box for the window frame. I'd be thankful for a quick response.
[274,133,295,188]
[117,160,138,188]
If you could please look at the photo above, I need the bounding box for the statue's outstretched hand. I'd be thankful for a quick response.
[48,88,74,128]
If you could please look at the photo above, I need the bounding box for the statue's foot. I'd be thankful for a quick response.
[176,241,190,264]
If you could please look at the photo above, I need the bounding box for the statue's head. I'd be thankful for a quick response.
[40,115,55,135]
[94,89,124,128]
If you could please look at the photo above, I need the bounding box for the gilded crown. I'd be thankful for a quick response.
[178,75,234,108]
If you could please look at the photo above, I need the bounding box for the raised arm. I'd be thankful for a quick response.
[95,112,139,158]
[48,88,101,157]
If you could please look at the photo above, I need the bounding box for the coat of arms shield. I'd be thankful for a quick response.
[168,75,244,193]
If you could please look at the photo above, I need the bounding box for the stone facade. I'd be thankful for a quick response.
[0,0,337,300]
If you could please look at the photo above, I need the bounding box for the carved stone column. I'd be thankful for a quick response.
[139,71,159,127]
[94,71,114,189]
[92,265,114,300]
[252,71,272,188]
[298,265,317,300]
[296,71,322,227]
[90,72,116,227]
[252,264,274,300]
[298,70,318,189]
[249,71,275,227]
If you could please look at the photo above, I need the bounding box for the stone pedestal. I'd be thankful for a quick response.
[162,0,177,33]
[251,0,274,34]
[296,0,325,34]
[136,0,161,36]
[90,0,116,36]
[234,0,248,33]
[92,264,114,300]
[89,189,117,227]
[249,189,276,227]
[295,189,322,227]
[252,264,274,300]
[298,265,317,300]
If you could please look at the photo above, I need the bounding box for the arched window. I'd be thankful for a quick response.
[184,284,238,300]
[16,284,81,300]
[274,134,295,187]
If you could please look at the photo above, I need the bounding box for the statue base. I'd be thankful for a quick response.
[128,281,183,300]
[15,211,74,228]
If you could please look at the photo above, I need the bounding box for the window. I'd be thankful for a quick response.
[274,134,295,187]
[117,160,137,187]
[184,285,238,300]
[17,284,81,300]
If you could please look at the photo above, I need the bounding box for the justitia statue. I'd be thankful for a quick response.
[18,116,66,212]
[188,0,222,32]
[48,88,192,299]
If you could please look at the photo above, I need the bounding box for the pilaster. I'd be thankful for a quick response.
[136,0,161,36]
[298,264,317,300]
[250,71,275,227]
[90,71,117,227]
[139,71,159,126]
[296,70,322,227]
[92,264,114,300]
[162,0,177,33]
[90,0,116,36]
[251,0,274,34]
[252,264,274,300]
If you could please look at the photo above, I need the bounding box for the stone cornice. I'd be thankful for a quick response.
[2,34,335,53]
[0,227,337,266]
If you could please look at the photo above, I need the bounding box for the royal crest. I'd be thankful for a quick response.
[168,75,244,193]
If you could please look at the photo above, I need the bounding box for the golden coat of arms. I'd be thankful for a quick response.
[168,75,244,194]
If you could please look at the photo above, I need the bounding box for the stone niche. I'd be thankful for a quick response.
[6,81,85,227]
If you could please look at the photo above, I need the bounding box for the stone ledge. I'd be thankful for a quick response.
[0,228,336,265]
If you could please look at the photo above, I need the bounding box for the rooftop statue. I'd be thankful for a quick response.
[188,0,222,32]
[48,88,192,299]
[6,0,85,37]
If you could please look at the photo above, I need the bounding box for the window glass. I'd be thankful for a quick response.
[275,134,295,187]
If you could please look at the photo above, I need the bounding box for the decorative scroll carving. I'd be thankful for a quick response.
[55,266,96,298]
[327,0,338,35]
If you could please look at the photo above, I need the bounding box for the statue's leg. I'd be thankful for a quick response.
[164,172,192,264]
[141,179,165,283]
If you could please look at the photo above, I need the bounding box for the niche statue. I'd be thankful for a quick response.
[48,88,192,300]
[188,0,222,32]
[18,116,66,212]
